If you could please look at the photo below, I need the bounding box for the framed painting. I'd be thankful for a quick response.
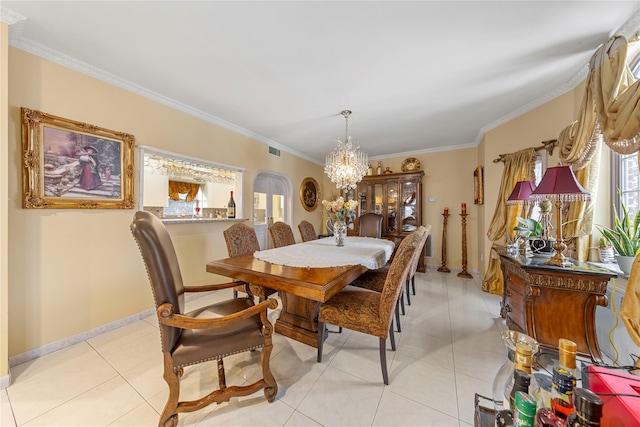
[299,177,320,212]
[22,108,135,209]
[474,165,484,205]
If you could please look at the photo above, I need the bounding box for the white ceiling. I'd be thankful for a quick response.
[2,1,640,165]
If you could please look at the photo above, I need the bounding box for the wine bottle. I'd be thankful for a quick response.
[227,191,236,218]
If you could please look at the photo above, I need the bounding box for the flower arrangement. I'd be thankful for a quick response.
[321,196,358,223]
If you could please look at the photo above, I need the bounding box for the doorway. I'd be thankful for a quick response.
[253,172,292,249]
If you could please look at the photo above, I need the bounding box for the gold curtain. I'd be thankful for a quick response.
[556,35,640,261]
[592,36,640,154]
[558,35,640,160]
[563,142,602,261]
[482,148,536,295]
[555,34,640,349]
[621,253,640,348]
[168,181,201,202]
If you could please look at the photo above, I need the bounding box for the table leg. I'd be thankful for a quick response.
[275,292,323,347]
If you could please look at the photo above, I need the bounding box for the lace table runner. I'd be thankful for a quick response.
[254,236,395,270]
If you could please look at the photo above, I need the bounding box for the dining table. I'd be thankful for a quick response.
[206,236,395,347]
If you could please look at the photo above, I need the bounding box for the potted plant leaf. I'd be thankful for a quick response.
[597,191,640,275]
[514,217,555,255]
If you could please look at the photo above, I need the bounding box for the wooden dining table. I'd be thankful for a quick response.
[206,236,394,347]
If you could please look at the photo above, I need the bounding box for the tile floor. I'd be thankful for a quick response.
[1,269,508,426]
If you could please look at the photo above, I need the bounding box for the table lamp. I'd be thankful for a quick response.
[507,180,536,213]
[529,166,590,267]
[507,180,537,256]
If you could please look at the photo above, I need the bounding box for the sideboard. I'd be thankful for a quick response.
[496,246,616,363]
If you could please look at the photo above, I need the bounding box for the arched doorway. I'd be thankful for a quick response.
[252,171,292,249]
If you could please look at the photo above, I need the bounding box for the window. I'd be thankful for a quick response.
[529,151,546,222]
[613,152,639,220]
[610,44,640,221]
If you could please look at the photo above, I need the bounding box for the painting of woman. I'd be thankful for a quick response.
[78,145,102,191]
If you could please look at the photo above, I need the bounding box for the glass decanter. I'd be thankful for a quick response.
[492,330,539,419]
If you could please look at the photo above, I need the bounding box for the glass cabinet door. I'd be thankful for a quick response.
[386,180,399,233]
[401,180,418,232]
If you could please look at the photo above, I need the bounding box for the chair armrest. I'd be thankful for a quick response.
[183,281,245,293]
[157,298,278,330]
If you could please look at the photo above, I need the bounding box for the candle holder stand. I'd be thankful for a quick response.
[458,213,473,279]
[437,212,451,273]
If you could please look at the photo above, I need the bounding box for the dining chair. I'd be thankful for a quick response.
[130,211,278,426]
[350,226,430,333]
[223,223,277,301]
[358,213,383,238]
[298,220,318,242]
[316,227,424,385]
[406,226,430,301]
[269,221,296,247]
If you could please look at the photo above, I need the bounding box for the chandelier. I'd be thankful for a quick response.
[324,110,368,190]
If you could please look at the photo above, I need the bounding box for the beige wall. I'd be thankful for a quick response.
[6,48,324,357]
[1,23,10,381]
[373,150,480,271]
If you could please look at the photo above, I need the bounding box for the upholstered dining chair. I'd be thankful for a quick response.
[130,211,277,427]
[269,221,296,247]
[405,225,430,304]
[358,213,383,238]
[316,227,424,385]
[298,220,318,242]
[349,226,430,333]
[223,223,277,301]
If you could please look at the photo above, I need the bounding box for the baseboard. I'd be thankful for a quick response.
[0,372,11,390]
[7,291,213,369]
[8,307,156,368]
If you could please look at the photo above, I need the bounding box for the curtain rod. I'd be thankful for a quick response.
[492,139,558,163]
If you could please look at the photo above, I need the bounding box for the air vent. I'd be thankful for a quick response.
[425,234,433,258]
[268,146,281,158]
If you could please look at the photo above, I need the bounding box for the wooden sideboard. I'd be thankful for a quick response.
[496,247,616,363]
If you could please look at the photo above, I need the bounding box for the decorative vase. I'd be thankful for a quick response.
[615,254,635,277]
[326,219,334,235]
[333,220,347,246]
[492,330,539,415]
[599,247,615,263]
[528,238,556,256]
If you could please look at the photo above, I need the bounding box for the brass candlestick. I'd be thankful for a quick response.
[438,212,451,273]
[458,213,473,279]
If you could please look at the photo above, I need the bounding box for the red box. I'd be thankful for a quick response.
[587,366,640,427]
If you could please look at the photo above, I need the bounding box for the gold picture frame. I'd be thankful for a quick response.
[474,165,484,205]
[299,177,320,212]
[22,108,135,209]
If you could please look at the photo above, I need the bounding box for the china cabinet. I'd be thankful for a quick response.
[356,171,425,271]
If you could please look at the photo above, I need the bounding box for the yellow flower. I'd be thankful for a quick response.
[321,196,358,222]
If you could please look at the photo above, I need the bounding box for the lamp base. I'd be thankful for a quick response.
[545,239,571,267]
[545,252,572,267]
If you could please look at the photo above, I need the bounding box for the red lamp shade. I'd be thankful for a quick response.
[530,166,590,202]
[506,180,536,205]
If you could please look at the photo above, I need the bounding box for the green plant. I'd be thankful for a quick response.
[598,237,611,249]
[597,191,640,257]
[514,217,544,238]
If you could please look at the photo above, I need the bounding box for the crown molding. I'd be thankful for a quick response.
[0,6,26,25]
[616,8,640,40]
[368,141,477,161]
